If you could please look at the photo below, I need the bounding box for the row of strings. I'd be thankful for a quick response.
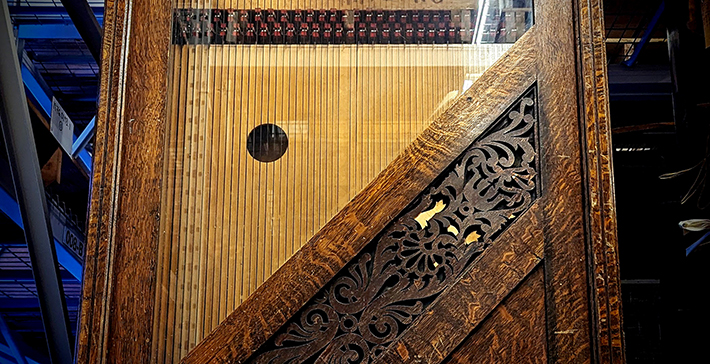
[152,1,514,362]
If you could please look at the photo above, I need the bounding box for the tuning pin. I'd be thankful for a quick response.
[393,22,403,43]
[180,24,190,44]
[323,23,332,43]
[437,22,446,43]
[405,23,414,43]
[299,23,309,43]
[400,11,408,24]
[345,23,355,43]
[229,22,241,43]
[381,23,390,43]
[191,22,201,42]
[294,9,302,23]
[205,22,215,43]
[416,23,425,43]
[461,10,474,43]
[258,22,269,43]
[272,22,283,43]
[357,23,366,43]
[452,10,461,24]
[219,21,227,38]
[245,23,256,43]
[369,23,377,43]
[448,21,458,43]
[334,23,343,43]
[329,9,338,23]
[427,23,436,43]
[200,9,210,22]
[286,23,296,43]
[312,23,321,43]
[306,9,314,23]
[319,9,327,23]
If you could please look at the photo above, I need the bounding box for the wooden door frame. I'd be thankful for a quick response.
[77,0,624,363]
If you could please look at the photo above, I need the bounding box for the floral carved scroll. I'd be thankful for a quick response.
[250,85,540,364]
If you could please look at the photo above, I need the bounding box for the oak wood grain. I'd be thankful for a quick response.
[444,266,547,364]
[377,202,545,364]
[76,0,126,361]
[533,0,594,362]
[76,0,173,361]
[574,0,626,362]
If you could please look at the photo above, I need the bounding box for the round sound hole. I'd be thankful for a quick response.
[246,124,288,163]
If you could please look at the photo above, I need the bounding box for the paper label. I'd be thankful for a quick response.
[50,97,74,154]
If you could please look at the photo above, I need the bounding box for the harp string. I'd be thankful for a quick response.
[152,1,536,361]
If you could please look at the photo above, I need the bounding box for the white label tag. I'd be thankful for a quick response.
[50,97,74,155]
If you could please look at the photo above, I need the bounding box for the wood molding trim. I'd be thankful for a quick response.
[77,0,173,361]
[77,0,125,360]
[574,0,626,363]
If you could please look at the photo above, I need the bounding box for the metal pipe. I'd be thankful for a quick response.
[58,0,103,63]
[0,2,74,364]
[622,1,665,67]
[0,315,28,364]
[71,116,95,159]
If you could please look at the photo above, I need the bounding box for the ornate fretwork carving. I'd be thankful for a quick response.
[250,86,539,364]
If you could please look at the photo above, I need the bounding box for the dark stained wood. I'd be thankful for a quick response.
[533,0,594,363]
[182,29,538,364]
[245,86,540,363]
[76,0,173,362]
[378,203,544,364]
[574,0,626,362]
[444,266,547,364]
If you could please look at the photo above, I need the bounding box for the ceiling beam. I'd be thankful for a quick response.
[0,3,73,361]
[0,298,79,311]
[58,0,102,62]
[7,6,103,17]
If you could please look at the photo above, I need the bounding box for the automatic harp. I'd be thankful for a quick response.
[153,0,532,361]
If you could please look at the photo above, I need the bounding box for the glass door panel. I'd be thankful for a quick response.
[152,0,532,361]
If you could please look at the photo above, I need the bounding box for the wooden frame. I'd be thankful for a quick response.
[77,0,624,362]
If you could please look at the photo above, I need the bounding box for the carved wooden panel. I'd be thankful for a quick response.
[250,85,538,364]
